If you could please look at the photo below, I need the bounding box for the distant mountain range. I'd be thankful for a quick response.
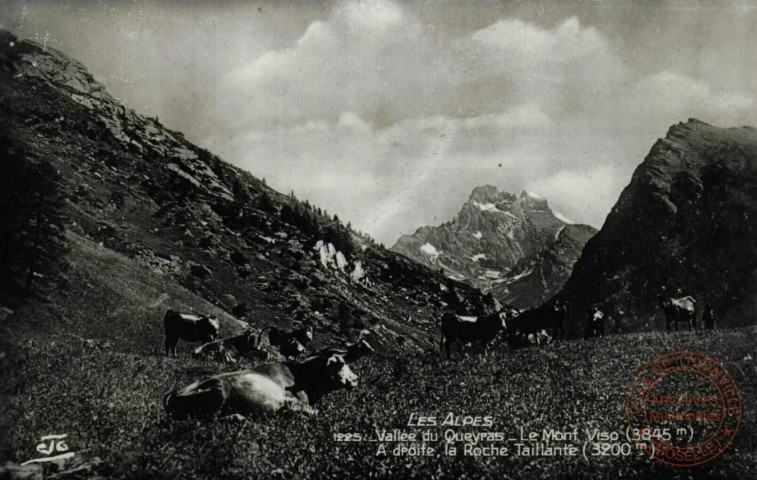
[392,186,596,309]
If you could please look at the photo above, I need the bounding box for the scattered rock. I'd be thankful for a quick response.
[198,234,215,249]
[237,265,252,278]
[221,294,237,309]
[230,249,248,266]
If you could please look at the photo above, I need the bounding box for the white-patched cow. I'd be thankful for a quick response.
[441,311,509,359]
[163,353,358,418]
[659,295,697,332]
[164,309,220,358]
[583,306,606,339]
[279,337,306,358]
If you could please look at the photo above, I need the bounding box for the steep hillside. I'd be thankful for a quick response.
[0,30,492,354]
[557,119,757,335]
[392,186,596,309]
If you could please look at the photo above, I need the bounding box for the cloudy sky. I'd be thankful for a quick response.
[2,0,756,244]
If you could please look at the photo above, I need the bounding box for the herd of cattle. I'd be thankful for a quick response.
[162,310,374,419]
[440,294,715,359]
[440,301,568,360]
[161,292,714,418]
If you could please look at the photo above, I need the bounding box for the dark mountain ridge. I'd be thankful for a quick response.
[0,30,492,355]
[555,119,757,335]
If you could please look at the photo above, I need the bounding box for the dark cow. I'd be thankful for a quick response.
[659,295,697,332]
[164,309,220,358]
[163,353,358,418]
[507,331,529,349]
[548,300,568,340]
[192,330,258,363]
[316,338,376,363]
[583,306,606,339]
[528,329,552,345]
[508,301,567,344]
[441,311,509,359]
[703,303,716,330]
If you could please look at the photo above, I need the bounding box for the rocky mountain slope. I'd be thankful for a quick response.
[0,30,493,355]
[392,185,596,309]
[556,119,757,335]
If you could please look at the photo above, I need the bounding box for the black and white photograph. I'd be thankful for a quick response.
[0,0,755,478]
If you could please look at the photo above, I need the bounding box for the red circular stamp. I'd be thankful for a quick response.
[626,351,741,467]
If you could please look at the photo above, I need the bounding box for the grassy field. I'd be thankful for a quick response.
[4,235,756,479]
[6,322,756,479]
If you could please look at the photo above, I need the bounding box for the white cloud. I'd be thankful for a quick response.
[469,16,609,73]
[525,166,628,230]
[196,3,756,244]
[631,71,754,124]
[13,2,757,246]
[336,112,372,134]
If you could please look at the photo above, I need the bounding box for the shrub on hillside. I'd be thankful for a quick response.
[0,135,68,295]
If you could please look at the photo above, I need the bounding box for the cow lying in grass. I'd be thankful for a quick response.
[163,354,358,418]
[164,310,219,358]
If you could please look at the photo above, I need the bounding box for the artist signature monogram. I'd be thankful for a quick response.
[21,434,75,465]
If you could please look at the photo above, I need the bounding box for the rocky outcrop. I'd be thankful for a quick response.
[5,30,233,203]
[557,119,757,334]
[392,186,596,309]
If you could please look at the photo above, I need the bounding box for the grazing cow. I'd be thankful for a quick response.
[440,311,509,359]
[316,338,376,363]
[659,295,697,332]
[164,310,219,358]
[163,353,358,418]
[507,301,567,344]
[583,306,606,339]
[703,303,716,330]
